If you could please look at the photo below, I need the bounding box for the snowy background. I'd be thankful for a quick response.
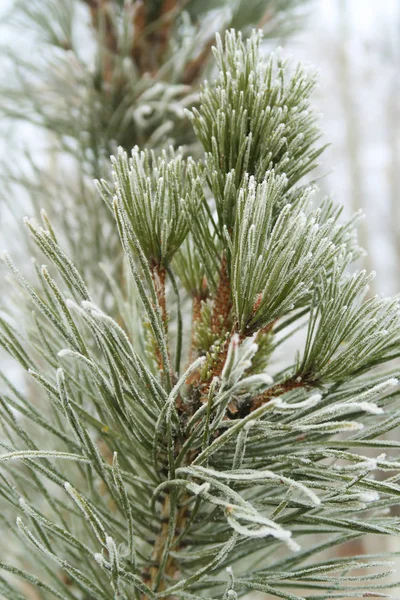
[285,1,400,588]
[285,0,400,298]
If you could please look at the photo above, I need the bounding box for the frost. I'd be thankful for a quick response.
[94,553,104,566]
[57,349,72,358]
[2,24,400,597]
[358,402,384,415]
[353,378,398,404]
[228,517,299,552]
[358,491,380,503]
[191,482,210,496]
[336,453,386,472]
[65,298,76,309]
[274,393,321,411]
[286,536,301,553]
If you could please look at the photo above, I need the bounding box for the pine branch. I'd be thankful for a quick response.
[2,25,400,600]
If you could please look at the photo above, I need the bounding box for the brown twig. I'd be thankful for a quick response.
[211,254,232,336]
[141,491,191,598]
[84,0,118,83]
[191,255,234,398]
[188,294,203,365]
[181,38,214,85]
[131,0,147,71]
[151,263,169,375]
[147,493,171,591]
[155,0,177,61]
[131,0,179,75]
[153,264,168,328]
[188,276,208,364]
[257,8,274,30]
[250,377,306,413]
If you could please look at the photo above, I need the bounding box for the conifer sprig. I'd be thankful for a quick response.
[1,0,307,293]
[1,28,400,600]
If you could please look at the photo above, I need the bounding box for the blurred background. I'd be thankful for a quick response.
[287,0,400,298]
[285,4,400,586]
[2,0,400,291]
[1,0,400,597]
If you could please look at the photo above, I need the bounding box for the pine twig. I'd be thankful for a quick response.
[84,0,118,83]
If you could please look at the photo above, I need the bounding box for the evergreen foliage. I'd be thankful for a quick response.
[0,0,307,289]
[2,26,400,600]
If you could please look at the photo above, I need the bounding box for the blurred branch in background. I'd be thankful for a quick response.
[337,0,374,292]
[0,0,310,297]
[281,0,400,298]
[386,6,400,282]
[281,1,400,587]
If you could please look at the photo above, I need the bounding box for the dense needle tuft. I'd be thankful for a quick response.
[1,28,400,600]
